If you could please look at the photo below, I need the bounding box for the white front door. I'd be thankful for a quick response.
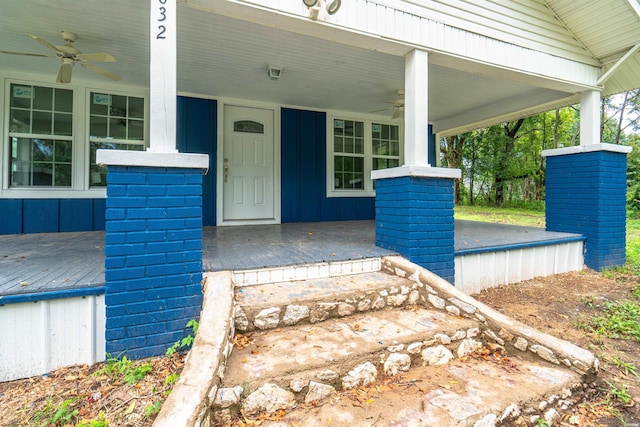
[222,105,275,222]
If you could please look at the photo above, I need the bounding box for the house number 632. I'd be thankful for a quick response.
[156,0,168,39]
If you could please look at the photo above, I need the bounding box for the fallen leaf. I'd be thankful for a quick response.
[124,401,136,415]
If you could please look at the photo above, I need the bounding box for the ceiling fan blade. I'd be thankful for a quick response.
[28,34,62,54]
[391,109,401,119]
[0,50,56,58]
[368,108,391,114]
[76,52,116,62]
[81,62,121,81]
[56,60,74,84]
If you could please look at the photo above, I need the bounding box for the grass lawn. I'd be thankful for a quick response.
[454,205,545,227]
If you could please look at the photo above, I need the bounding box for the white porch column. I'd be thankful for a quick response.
[404,49,429,166]
[148,0,178,153]
[580,90,601,146]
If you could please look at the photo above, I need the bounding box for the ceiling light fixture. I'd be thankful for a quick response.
[303,0,341,20]
[267,64,283,81]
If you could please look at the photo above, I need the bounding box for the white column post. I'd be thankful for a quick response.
[148,0,178,153]
[580,90,601,146]
[404,49,429,166]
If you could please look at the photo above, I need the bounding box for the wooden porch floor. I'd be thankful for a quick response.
[0,220,582,298]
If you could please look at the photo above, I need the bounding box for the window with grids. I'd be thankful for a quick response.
[8,84,73,187]
[333,119,365,190]
[329,117,401,196]
[88,92,145,186]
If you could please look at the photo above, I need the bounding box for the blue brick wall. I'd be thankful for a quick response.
[546,150,627,271]
[104,166,204,359]
[375,176,455,283]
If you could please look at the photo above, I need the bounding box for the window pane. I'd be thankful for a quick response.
[111,95,127,117]
[345,137,354,153]
[10,109,30,133]
[128,119,144,140]
[11,85,32,108]
[90,116,108,138]
[91,93,110,115]
[32,162,53,186]
[89,141,144,187]
[128,97,144,119]
[110,118,127,139]
[55,140,72,162]
[55,88,73,113]
[334,136,343,153]
[32,139,53,161]
[33,86,53,111]
[334,119,344,136]
[354,137,364,154]
[355,121,364,138]
[54,164,72,186]
[32,111,52,134]
[54,112,73,136]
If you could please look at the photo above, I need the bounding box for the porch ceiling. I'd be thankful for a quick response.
[0,1,614,135]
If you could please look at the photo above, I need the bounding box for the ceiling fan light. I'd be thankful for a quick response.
[267,64,283,81]
[326,0,341,15]
[303,0,318,7]
[57,58,74,84]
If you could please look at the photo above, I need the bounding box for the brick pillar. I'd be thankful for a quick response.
[544,144,631,271]
[373,167,460,283]
[98,150,209,359]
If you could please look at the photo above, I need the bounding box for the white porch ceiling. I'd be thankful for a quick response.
[0,0,638,136]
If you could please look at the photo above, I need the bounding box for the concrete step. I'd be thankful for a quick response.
[224,305,478,390]
[234,269,422,333]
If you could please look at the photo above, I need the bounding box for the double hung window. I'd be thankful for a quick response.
[9,84,73,187]
[328,117,401,196]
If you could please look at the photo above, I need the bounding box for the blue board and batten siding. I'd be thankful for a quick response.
[281,108,375,222]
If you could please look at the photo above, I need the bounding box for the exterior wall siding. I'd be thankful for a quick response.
[0,198,106,235]
[281,108,375,222]
[546,150,628,271]
[177,96,217,226]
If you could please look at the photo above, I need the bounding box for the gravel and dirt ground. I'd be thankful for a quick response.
[2,268,639,426]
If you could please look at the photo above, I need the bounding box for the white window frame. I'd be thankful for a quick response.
[86,90,148,188]
[326,113,403,198]
[1,77,148,198]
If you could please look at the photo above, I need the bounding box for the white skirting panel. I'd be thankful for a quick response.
[0,295,106,382]
[454,241,584,295]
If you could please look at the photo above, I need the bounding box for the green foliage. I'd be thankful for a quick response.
[603,355,638,377]
[144,401,163,419]
[166,319,199,356]
[165,372,180,386]
[535,418,550,427]
[454,205,545,227]
[31,398,80,426]
[94,354,152,385]
[77,412,108,427]
[577,300,640,342]
[606,381,633,405]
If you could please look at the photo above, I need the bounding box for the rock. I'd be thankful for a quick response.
[451,330,467,341]
[421,345,454,366]
[357,299,371,311]
[372,297,386,309]
[234,306,249,331]
[484,329,505,345]
[434,333,451,345]
[289,378,308,393]
[342,361,377,389]
[428,294,446,309]
[304,381,335,403]
[457,338,483,358]
[530,345,559,364]
[544,408,560,425]
[387,344,404,352]
[384,353,411,376]
[316,370,339,382]
[408,290,420,305]
[445,305,461,316]
[241,383,296,417]
[498,402,520,422]
[513,337,528,351]
[283,305,309,326]
[254,307,281,330]
[466,327,480,338]
[388,294,407,306]
[213,386,243,408]
[448,298,477,314]
[498,328,514,342]
[337,302,355,316]
[473,413,497,427]
[407,342,423,354]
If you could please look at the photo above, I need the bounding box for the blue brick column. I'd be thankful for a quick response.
[544,144,631,271]
[373,167,460,283]
[99,152,209,359]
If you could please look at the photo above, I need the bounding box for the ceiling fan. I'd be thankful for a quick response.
[369,89,405,119]
[0,31,121,84]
